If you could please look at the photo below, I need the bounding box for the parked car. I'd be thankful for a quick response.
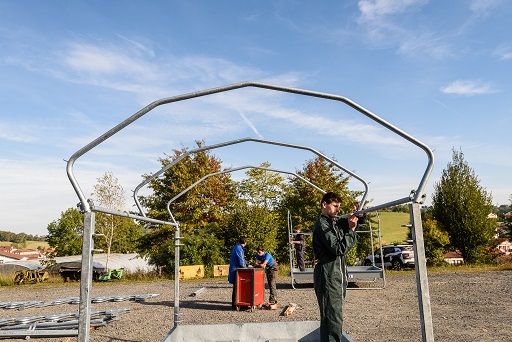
[364,244,415,270]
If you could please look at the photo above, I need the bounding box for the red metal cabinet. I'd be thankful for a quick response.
[235,268,265,311]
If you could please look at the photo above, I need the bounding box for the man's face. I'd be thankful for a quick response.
[322,200,340,218]
[257,250,264,257]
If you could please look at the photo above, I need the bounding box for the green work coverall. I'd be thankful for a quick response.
[313,214,359,342]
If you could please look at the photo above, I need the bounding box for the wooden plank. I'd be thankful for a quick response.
[178,265,204,279]
[283,302,297,316]
[213,264,229,277]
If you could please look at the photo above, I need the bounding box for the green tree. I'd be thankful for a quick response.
[103,218,143,253]
[46,207,83,256]
[419,216,450,266]
[136,225,175,275]
[431,149,495,264]
[221,203,281,260]
[12,233,27,245]
[219,162,287,261]
[506,195,512,231]
[0,231,16,242]
[92,172,124,270]
[279,156,363,264]
[281,156,359,228]
[139,141,235,232]
[136,141,235,274]
[237,162,286,210]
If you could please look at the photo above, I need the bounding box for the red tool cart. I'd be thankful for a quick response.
[235,268,265,312]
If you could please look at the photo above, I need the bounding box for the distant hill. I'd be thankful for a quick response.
[370,211,410,245]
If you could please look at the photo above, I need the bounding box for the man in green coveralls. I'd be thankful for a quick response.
[312,192,361,342]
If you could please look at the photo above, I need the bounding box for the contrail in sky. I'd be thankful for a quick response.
[238,111,264,139]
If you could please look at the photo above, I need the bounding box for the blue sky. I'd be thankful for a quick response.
[1,0,511,236]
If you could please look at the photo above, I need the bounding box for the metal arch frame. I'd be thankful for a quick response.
[157,163,335,328]
[67,82,434,211]
[65,81,435,342]
[166,165,327,207]
[131,140,369,329]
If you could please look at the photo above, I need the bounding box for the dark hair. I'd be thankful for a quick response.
[321,192,341,206]
[239,236,247,245]
[256,245,265,252]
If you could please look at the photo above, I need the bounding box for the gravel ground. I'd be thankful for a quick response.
[1,269,511,341]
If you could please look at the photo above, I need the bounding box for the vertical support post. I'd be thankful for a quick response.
[409,203,434,342]
[174,225,181,327]
[78,211,95,341]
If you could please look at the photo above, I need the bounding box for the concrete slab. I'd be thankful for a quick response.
[161,320,354,342]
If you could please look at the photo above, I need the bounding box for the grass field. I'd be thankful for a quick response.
[0,240,49,250]
[368,211,410,245]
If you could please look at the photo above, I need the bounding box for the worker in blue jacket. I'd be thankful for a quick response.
[229,236,247,309]
[254,245,278,304]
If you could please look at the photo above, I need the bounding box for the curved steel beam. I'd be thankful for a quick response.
[165,164,327,211]
[67,81,434,214]
[133,137,368,217]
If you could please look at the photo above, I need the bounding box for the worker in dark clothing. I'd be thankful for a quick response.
[254,245,278,304]
[312,192,361,342]
[228,236,247,309]
[290,226,306,271]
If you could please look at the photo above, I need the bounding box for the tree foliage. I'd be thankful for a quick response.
[220,203,282,261]
[224,162,287,262]
[180,222,226,271]
[46,207,83,256]
[136,141,236,275]
[136,225,175,275]
[281,156,358,229]
[279,156,364,264]
[237,162,286,210]
[138,141,235,232]
[431,149,495,263]
[136,148,369,274]
[419,216,450,266]
[0,231,45,243]
[92,172,125,270]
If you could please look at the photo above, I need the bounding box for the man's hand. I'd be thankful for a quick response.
[347,214,358,231]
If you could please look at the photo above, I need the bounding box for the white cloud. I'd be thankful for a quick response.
[0,122,38,143]
[494,44,512,60]
[63,43,161,81]
[398,33,454,59]
[356,0,455,59]
[358,0,426,21]
[440,80,497,95]
[470,0,502,14]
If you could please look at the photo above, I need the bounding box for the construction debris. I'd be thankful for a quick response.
[0,308,130,339]
[188,287,206,297]
[283,303,298,317]
[0,294,160,310]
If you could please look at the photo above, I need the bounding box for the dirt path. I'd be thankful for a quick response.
[1,269,510,341]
